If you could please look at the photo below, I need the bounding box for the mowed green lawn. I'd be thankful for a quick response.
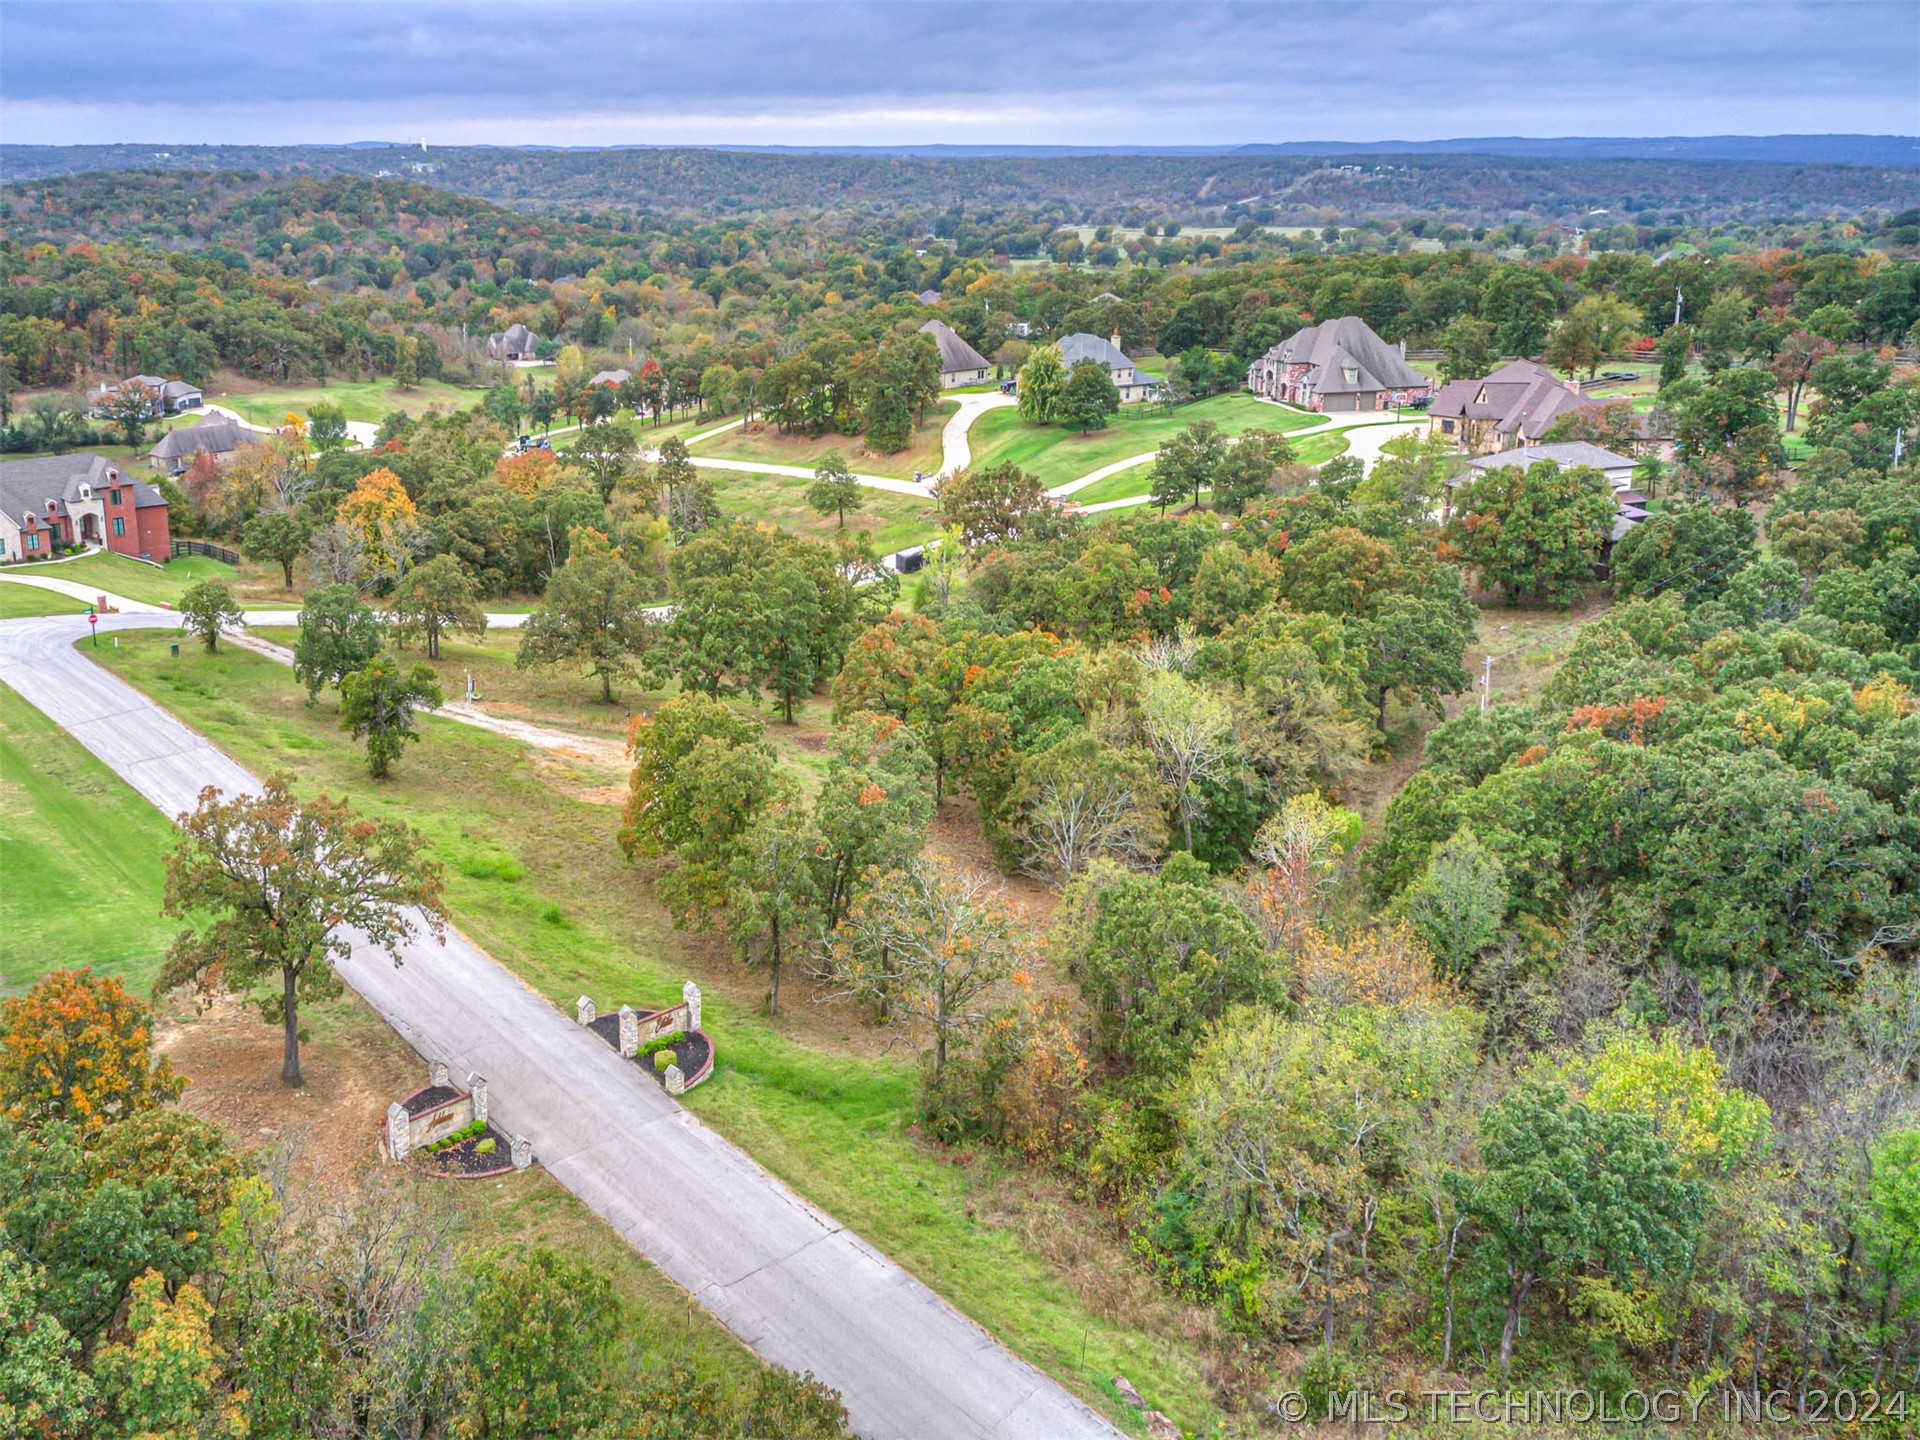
[6,552,236,607]
[1067,427,1352,507]
[213,378,481,426]
[0,584,89,618]
[688,408,951,482]
[0,684,181,995]
[966,391,1319,488]
[709,471,942,554]
[91,630,1216,1434]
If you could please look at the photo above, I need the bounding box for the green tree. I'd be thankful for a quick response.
[339,653,443,778]
[483,382,523,432]
[1398,828,1507,974]
[1151,419,1227,513]
[938,461,1048,547]
[178,579,241,654]
[516,528,655,703]
[1611,501,1758,604]
[1138,670,1237,851]
[1016,343,1066,423]
[161,776,447,1085]
[1213,429,1293,515]
[809,713,935,930]
[1455,1080,1702,1374]
[1060,358,1120,432]
[562,418,636,502]
[1479,266,1559,357]
[726,808,823,1015]
[392,334,420,389]
[387,553,487,660]
[461,1248,620,1439]
[1356,587,1477,732]
[1007,734,1167,881]
[1438,315,1497,383]
[1662,366,1783,494]
[618,693,786,924]
[1445,459,1616,605]
[807,450,865,528]
[306,401,350,455]
[0,1259,92,1439]
[98,382,158,447]
[528,388,557,434]
[293,583,383,703]
[242,510,310,590]
[749,558,826,722]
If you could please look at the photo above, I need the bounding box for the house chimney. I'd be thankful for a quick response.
[1110,329,1124,355]
[1399,340,1407,358]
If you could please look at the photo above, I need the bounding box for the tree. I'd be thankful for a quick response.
[335,467,420,577]
[1455,1080,1702,1375]
[92,1271,240,1440]
[564,419,637,502]
[306,401,350,455]
[0,1258,93,1439]
[809,713,935,930]
[98,382,158,447]
[242,510,310,590]
[1007,734,1167,881]
[1138,670,1236,851]
[618,693,785,924]
[162,776,447,1086]
[726,809,823,1016]
[748,558,826,723]
[392,334,420,389]
[293,583,383,703]
[1479,266,1559,357]
[1663,366,1783,494]
[528,388,557,435]
[1610,501,1757,604]
[938,461,1048,547]
[1151,419,1227,513]
[1016,344,1066,423]
[1770,327,1835,433]
[176,579,241,654]
[516,528,655,703]
[1398,828,1508,974]
[1356,587,1476,733]
[1544,294,1641,378]
[340,653,443,778]
[832,858,1022,1080]
[807,450,865,529]
[461,1248,620,1440]
[1445,459,1616,605]
[387,553,486,660]
[1437,316,1496,383]
[1060,359,1120,432]
[0,970,183,1137]
[483,382,523,432]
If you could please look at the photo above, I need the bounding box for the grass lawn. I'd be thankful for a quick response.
[710,471,942,554]
[689,410,950,482]
[6,552,237,607]
[92,631,1218,1434]
[547,413,712,453]
[967,392,1319,489]
[0,584,89,618]
[1067,429,1351,508]
[0,683,181,995]
[213,378,481,426]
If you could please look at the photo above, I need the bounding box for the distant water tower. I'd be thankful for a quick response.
[420,137,428,152]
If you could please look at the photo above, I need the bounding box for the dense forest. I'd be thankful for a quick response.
[5,143,1918,226]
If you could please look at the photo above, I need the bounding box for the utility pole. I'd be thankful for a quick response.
[1673,287,1683,328]
[1480,654,1492,713]
[1895,426,1906,467]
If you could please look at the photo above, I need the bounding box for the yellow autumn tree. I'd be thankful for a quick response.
[0,969,185,1137]
[336,466,419,572]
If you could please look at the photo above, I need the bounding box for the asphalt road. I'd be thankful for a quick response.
[0,611,1125,1440]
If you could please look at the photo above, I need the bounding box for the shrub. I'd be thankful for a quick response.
[476,1137,496,1155]
[652,1050,675,1073]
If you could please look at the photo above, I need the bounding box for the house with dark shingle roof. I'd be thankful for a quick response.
[1429,359,1672,458]
[916,289,943,306]
[92,375,204,420]
[918,319,992,389]
[1055,331,1159,403]
[486,323,540,362]
[149,413,259,476]
[0,453,173,564]
[1246,316,1429,413]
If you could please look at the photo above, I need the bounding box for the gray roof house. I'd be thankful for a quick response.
[918,319,992,389]
[486,323,540,363]
[0,453,170,562]
[1246,316,1430,413]
[1462,441,1648,560]
[1054,331,1158,403]
[148,413,259,475]
[589,368,632,388]
[94,375,204,419]
[916,289,943,305]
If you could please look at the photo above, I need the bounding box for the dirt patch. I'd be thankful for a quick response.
[154,993,420,1186]
[925,795,1059,932]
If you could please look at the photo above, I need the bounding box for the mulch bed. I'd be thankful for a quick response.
[398,1083,463,1116]
[407,1122,517,1179]
[638,1030,712,1090]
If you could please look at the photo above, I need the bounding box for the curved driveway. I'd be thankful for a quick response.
[0,611,1124,1440]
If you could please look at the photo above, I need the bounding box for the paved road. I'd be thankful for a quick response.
[0,611,1124,1440]
[937,392,1016,477]
[203,402,380,449]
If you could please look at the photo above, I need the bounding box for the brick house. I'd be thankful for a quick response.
[0,454,173,564]
[1246,316,1429,412]
[486,323,540,362]
[1429,359,1673,458]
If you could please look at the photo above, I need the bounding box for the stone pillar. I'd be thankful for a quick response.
[509,1134,533,1171]
[429,1059,449,1088]
[618,1005,639,1058]
[386,1103,411,1161]
[682,981,702,1033]
[468,1073,488,1127]
[576,995,596,1026]
[664,1063,685,1097]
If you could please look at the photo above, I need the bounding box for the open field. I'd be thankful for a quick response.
[211,377,482,425]
[1063,427,1352,507]
[967,392,1318,488]
[0,585,89,618]
[709,470,943,553]
[4,551,238,606]
[92,629,1220,1432]
[688,410,950,481]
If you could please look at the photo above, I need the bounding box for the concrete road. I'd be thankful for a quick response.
[0,611,1125,1440]
[937,392,1016,477]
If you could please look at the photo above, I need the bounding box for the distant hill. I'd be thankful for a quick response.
[1230,135,1919,167]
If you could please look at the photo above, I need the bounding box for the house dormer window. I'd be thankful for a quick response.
[1343,367,1360,385]
[78,485,92,501]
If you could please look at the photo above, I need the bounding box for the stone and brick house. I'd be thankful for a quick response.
[1246,316,1429,412]
[148,413,259,476]
[1429,359,1672,458]
[0,454,173,564]
[918,319,992,389]
[485,323,540,362]
[1056,331,1159,403]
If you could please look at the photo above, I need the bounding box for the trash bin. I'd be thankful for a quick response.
[170,643,179,657]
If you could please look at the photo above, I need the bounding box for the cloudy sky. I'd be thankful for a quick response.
[2,0,1916,148]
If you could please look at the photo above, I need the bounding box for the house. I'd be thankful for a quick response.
[148,413,259,476]
[1458,442,1648,569]
[1245,316,1429,412]
[1056,331,1159,403]
[1429,360,1672,458]
[916,289,943,305]
[0,453,173,564]
[485,323,540,362]
[589,368,631,389]
[93,375,204,419]
[918,319,993,389]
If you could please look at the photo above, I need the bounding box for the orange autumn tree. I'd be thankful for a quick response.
[493,447,559,497]
[0,968,184,1136]
[336,466,419,572]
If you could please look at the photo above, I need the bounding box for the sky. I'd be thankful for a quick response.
[2,0,1916,149]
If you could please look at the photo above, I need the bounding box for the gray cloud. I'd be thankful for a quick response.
[2,0,1916,145]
